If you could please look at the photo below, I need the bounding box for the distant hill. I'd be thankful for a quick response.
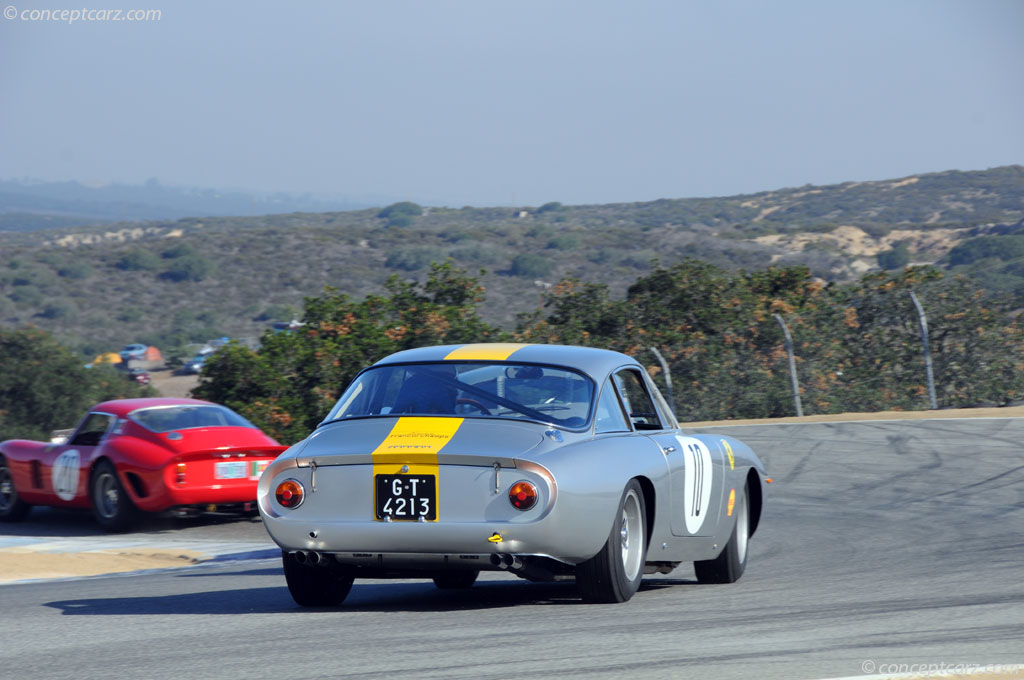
[0,178,383,230]
[1,165,1022,356]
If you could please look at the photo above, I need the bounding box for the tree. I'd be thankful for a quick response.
[509,253,552,278]
[193,263,504,443]
[877,243,910,270]
[161,254,215,282]
[0,327,154,441]
[116,249,161,272]
[377,202,423,228]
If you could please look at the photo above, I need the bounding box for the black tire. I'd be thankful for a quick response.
[282,551,354,607]
[694,483,749,584]
[576,479,647,603]
[0,456,32,522]
[89,460,139,532]
[432,570,480,590]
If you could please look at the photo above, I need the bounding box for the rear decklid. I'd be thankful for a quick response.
[295,417,546,468]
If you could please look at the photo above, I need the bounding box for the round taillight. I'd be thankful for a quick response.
[508,481,538,511]
[275,479,305,509]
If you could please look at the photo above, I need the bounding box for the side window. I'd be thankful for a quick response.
[612,369,664,431]
[594,378,631,434]
[69,413,115,446]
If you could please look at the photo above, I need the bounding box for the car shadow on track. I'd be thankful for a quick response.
[44,573,705,615]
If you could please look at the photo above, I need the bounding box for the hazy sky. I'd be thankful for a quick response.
[1,0,1022,206]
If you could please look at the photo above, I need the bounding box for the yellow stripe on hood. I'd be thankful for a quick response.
[444,343,531,361]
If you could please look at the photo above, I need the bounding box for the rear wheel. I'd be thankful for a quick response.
[90,461,138,532]
[432,570,479,590]
[694,483,749,584]
[282,552,354,607]
[576,479,647,603]
[0,456,32,522]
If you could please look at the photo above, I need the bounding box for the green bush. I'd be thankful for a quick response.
[162,242,197,259]
[56,260,93,279]
[10,286,43,306]
[536,202,563,213]
[40,298,79,320]
[877,243,910,270]
[947,235,1024,266]
[118,306,144,323]
[509,253,552,278]
[378,202,423,227]
[385,247,443,271]
[450,244,501,265]
[117,249,161,271]
[547,234,580,250]
[161,254,214,282]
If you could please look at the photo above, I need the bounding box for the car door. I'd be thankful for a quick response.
[40,412,116,506]
[618,368,725,537]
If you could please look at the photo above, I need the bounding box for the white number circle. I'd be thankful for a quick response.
[52,449,82,501]
[676,436,713,534]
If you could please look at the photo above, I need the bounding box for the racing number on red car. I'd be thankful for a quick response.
[52,449,81,501]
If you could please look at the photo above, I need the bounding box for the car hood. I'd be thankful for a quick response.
[293,417,549,468]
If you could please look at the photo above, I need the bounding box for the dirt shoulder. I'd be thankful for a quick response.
[0,548,204,584]
[149,369,200,398]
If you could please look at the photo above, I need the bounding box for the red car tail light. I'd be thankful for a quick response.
[508,481,538,511]
[275,479,305,509]
[175,463,186,485]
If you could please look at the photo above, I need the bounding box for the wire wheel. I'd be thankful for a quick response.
[620,488,644,582]
[93,470,120,519]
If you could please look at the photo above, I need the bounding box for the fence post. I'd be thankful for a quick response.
[773,313,804,417]
[909,291,938,410]
[648,346,675,418]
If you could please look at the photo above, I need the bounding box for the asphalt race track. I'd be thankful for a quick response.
[1,417,1022,680]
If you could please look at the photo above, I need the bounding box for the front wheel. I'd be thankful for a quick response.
[694,483,749,584]
[282,552,354,607]
[90,461,138,532]
[576,479,647,603]
[0,456,32,522]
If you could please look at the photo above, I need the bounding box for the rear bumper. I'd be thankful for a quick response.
[134,484,264,511]
[258,457,611,565]
[126,457,277,511]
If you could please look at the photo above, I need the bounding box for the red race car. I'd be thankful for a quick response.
[0,398,286,531]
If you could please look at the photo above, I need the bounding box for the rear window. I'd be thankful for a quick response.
[323,362,594,430]
[130,405,255,432]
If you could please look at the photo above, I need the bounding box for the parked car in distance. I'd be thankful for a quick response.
[259,343,768,606]
[127,367,152,385]
[180,353,209,375]
[0,398,287,531]
[119,343,148,362]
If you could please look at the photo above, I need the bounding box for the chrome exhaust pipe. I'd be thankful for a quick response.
[293,550,309,565]
[491,553,508,569]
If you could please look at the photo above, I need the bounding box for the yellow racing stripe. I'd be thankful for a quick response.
[443,343,531,361]
[371,417,464,521]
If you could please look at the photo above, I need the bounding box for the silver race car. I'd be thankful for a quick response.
[258,343,768,605]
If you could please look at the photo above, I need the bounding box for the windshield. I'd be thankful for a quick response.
[323,362,594,429]
[130,405,256,432]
